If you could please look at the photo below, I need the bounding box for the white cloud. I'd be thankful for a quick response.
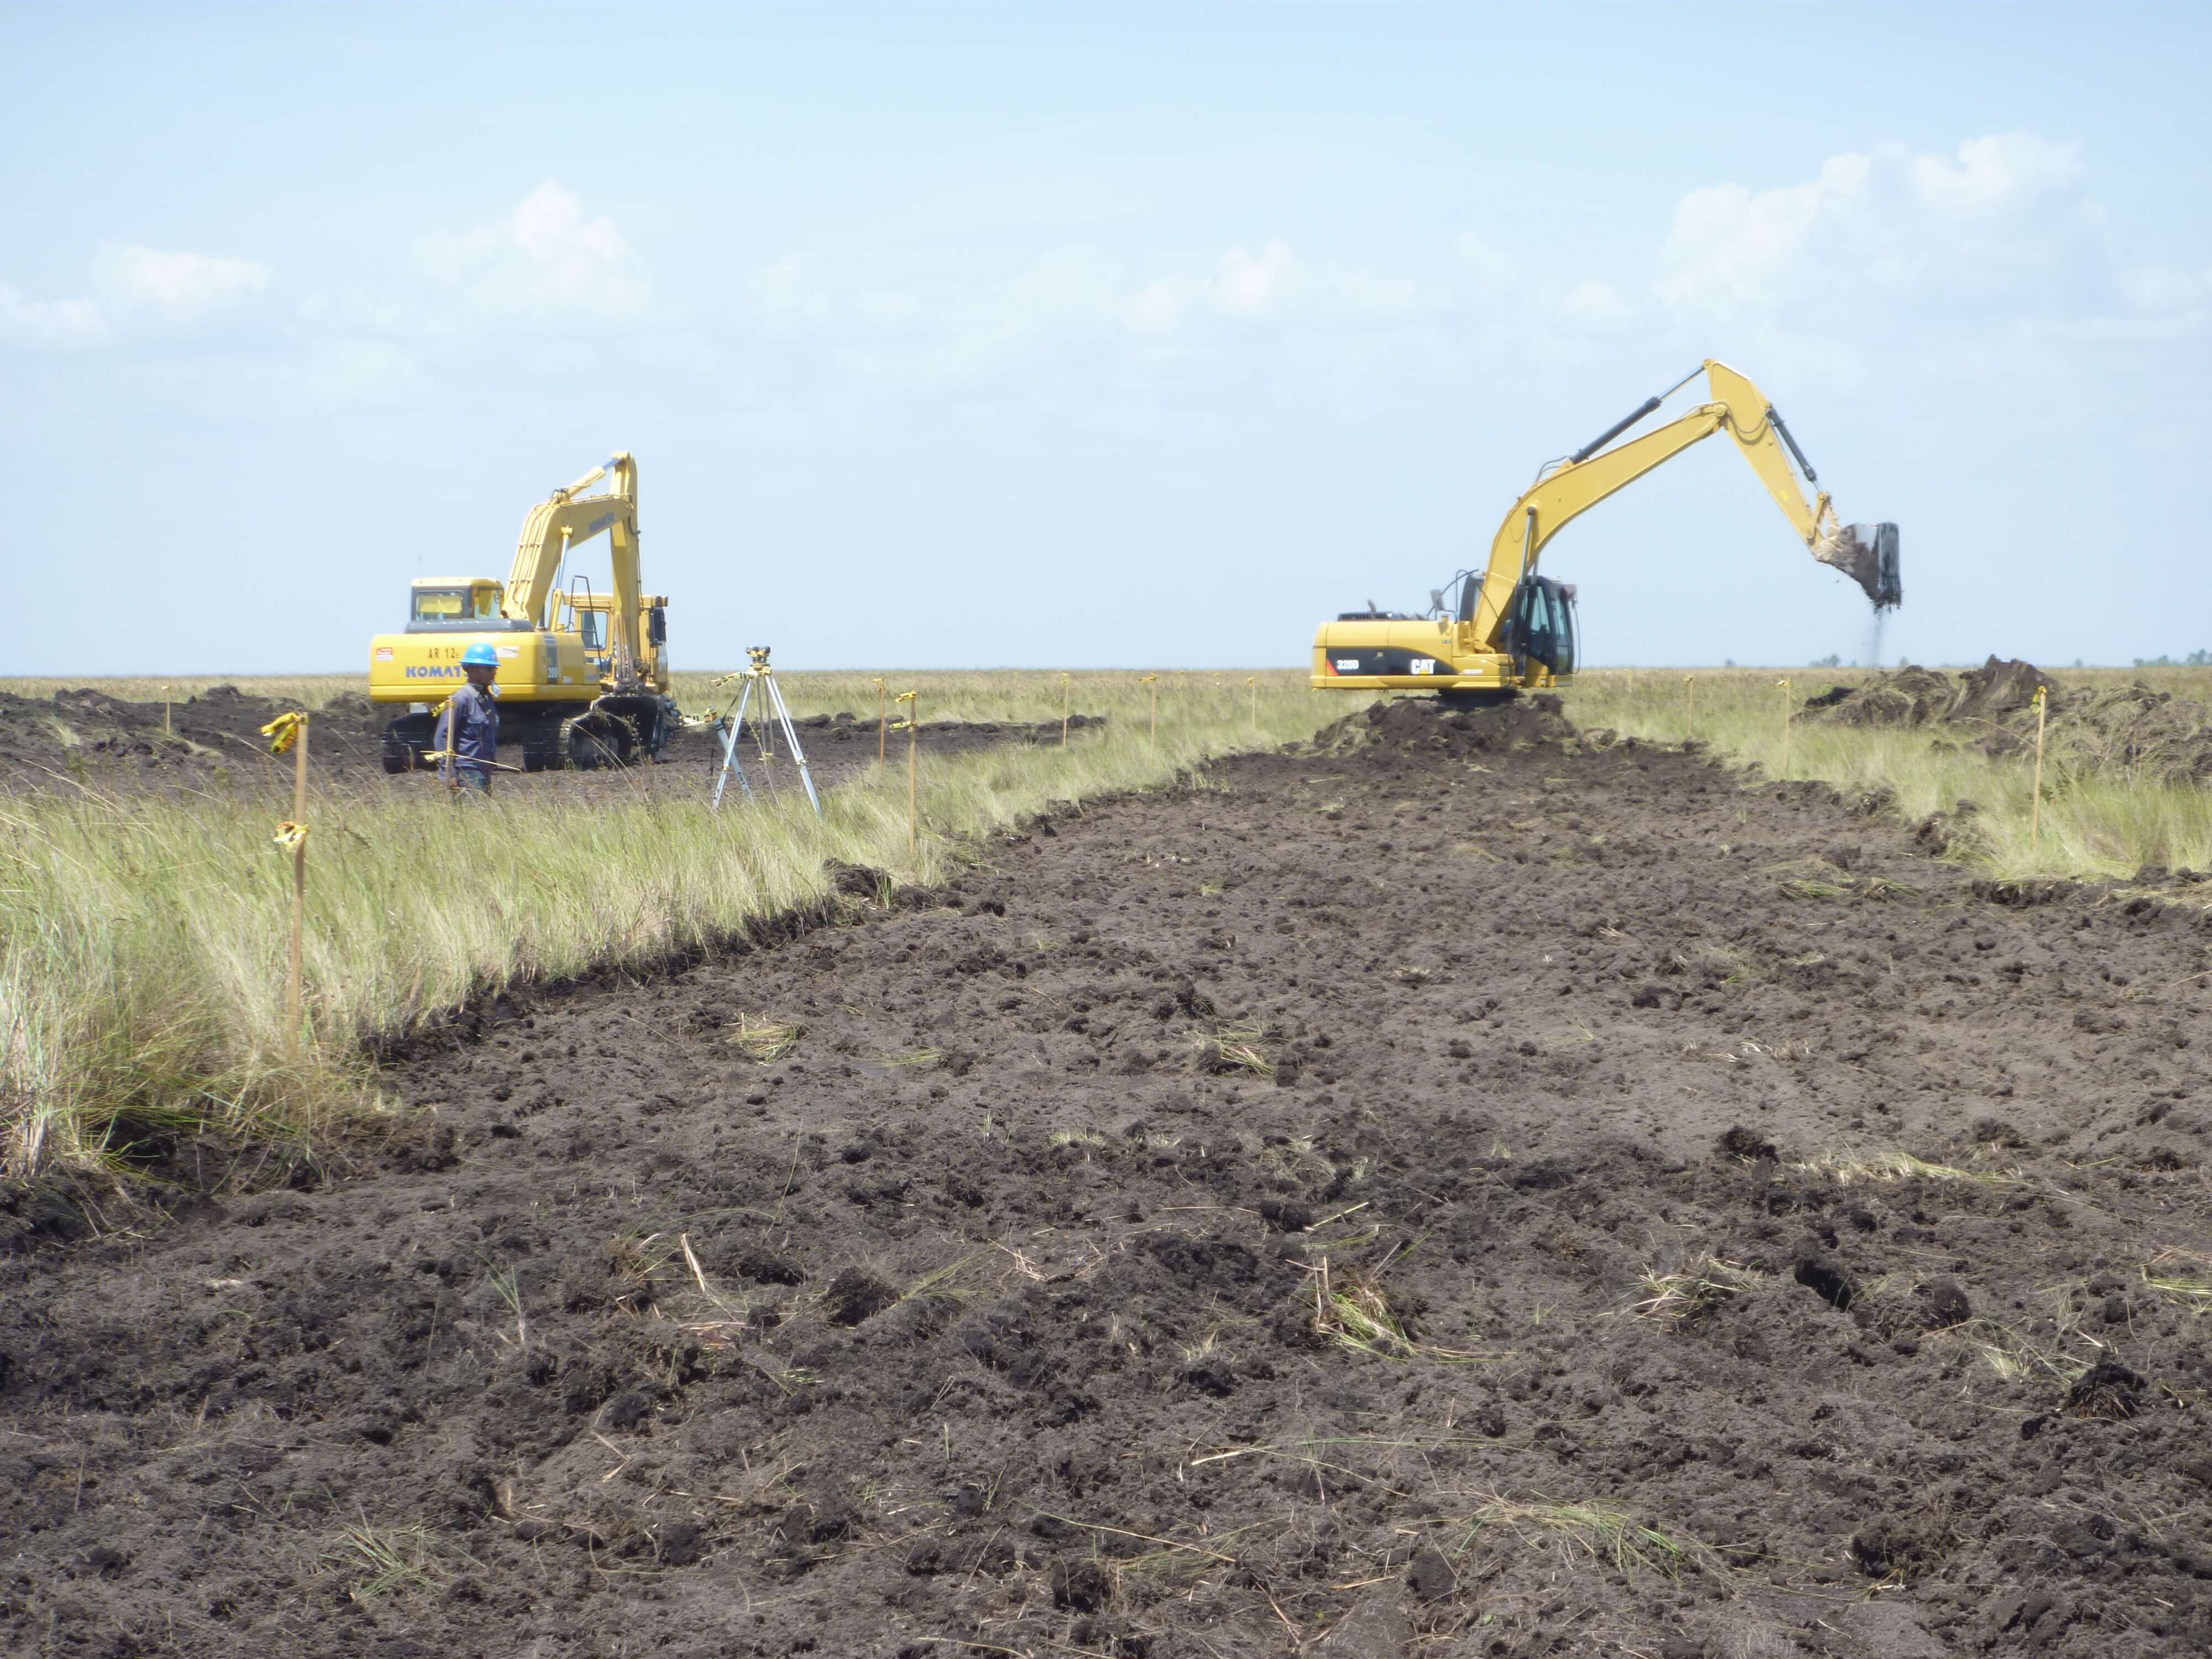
[1441,241,1648,364]
[1635,132,2157,385]
[1,242,272,348]
[1556,279,1631,330]
[90,242,273,321]
[303,338,422,405]
[1658,152,1872,312]
[1658,134,2101,325]
[2119,263,2211,318]
[750,256,832,329]
[1906,133,2084,216]
[1125,278,1184,336]
[1203,241,1434,324]
[414,181,651,320]
[1213,241,1295,315]
[1452,234,1516,291]
[739,238,1440,398]
[0,283,106,348]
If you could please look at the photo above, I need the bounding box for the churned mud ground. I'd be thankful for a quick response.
[6,701,2212,1657]
[0,682,1090,799]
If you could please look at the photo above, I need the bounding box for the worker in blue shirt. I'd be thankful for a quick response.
[436,643,502,793]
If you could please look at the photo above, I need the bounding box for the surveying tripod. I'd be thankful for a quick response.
[710,646,823,817]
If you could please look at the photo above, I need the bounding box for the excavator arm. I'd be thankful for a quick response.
[1464,359,1895,646]
[502,455,642,673]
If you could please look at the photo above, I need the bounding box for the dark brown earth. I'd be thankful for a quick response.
[0,684,1094,799]
[1805,658,2212,792]
[7,700,2212,1657]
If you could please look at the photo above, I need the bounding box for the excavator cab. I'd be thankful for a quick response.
[1505,576,1578,683]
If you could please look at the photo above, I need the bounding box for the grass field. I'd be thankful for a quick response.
[4,660,2206,1180]
[1558,665,2212,882]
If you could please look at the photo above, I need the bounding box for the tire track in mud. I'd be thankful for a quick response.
[6,700,2212,1658]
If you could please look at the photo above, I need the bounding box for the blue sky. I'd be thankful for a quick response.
[5,3,2208,674]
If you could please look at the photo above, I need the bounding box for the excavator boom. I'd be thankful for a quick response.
[504,456,638,630]
[1313,358,1898,696]
[1468,359,1888,643]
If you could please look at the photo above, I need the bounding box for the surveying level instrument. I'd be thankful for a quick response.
[710,645,822,817]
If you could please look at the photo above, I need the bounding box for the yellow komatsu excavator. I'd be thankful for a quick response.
[368,453,679,771]
[1311,360,1900,700]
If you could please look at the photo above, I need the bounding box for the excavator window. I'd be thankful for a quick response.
[578,611,605,651]
[413,588,468,622]
[1525,583,1554,661]
[1507,577,1578,677]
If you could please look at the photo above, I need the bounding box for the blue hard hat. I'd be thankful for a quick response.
[461,643,500,668]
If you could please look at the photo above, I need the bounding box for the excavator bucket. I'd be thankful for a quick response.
[1813,521,1902,609]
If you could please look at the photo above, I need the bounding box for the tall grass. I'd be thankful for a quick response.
[1558,666,2212,881]
[1,672,1331,1176]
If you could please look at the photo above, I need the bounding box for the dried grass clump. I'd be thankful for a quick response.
[725,1015,804,1062]
[1309,1258,1488,1364]
[1451,1494,1723,1579]
[1630,1255,1762,1323]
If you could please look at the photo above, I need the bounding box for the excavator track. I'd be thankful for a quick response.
[561,711,637,770]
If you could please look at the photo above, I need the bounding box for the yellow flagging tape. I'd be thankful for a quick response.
[260,711,307,754]
[273,821,309,851]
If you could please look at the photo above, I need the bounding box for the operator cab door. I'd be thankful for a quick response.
[1505,576,1579,682]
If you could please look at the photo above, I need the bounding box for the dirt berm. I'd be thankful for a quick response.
[0,683,1094,797]
[1806,657,2212,785]
[6,698,2212,1656]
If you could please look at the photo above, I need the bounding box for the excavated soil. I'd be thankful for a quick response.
[8,700,2212,1657]
[0,684,1092,799]
[1805,658,2212,790]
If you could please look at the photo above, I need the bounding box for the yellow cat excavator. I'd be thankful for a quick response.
[1311,360,1900,700]
[368,452,678,770]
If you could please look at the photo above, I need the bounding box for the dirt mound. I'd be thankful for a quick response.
[1807,657,2059,729]
[1807,664,1960,727]
[0,684,390,789]
[2026,682,2212,784]
[1808,657,2212,784]
[1312,691,1574,757]
[1951,656,2064,723]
